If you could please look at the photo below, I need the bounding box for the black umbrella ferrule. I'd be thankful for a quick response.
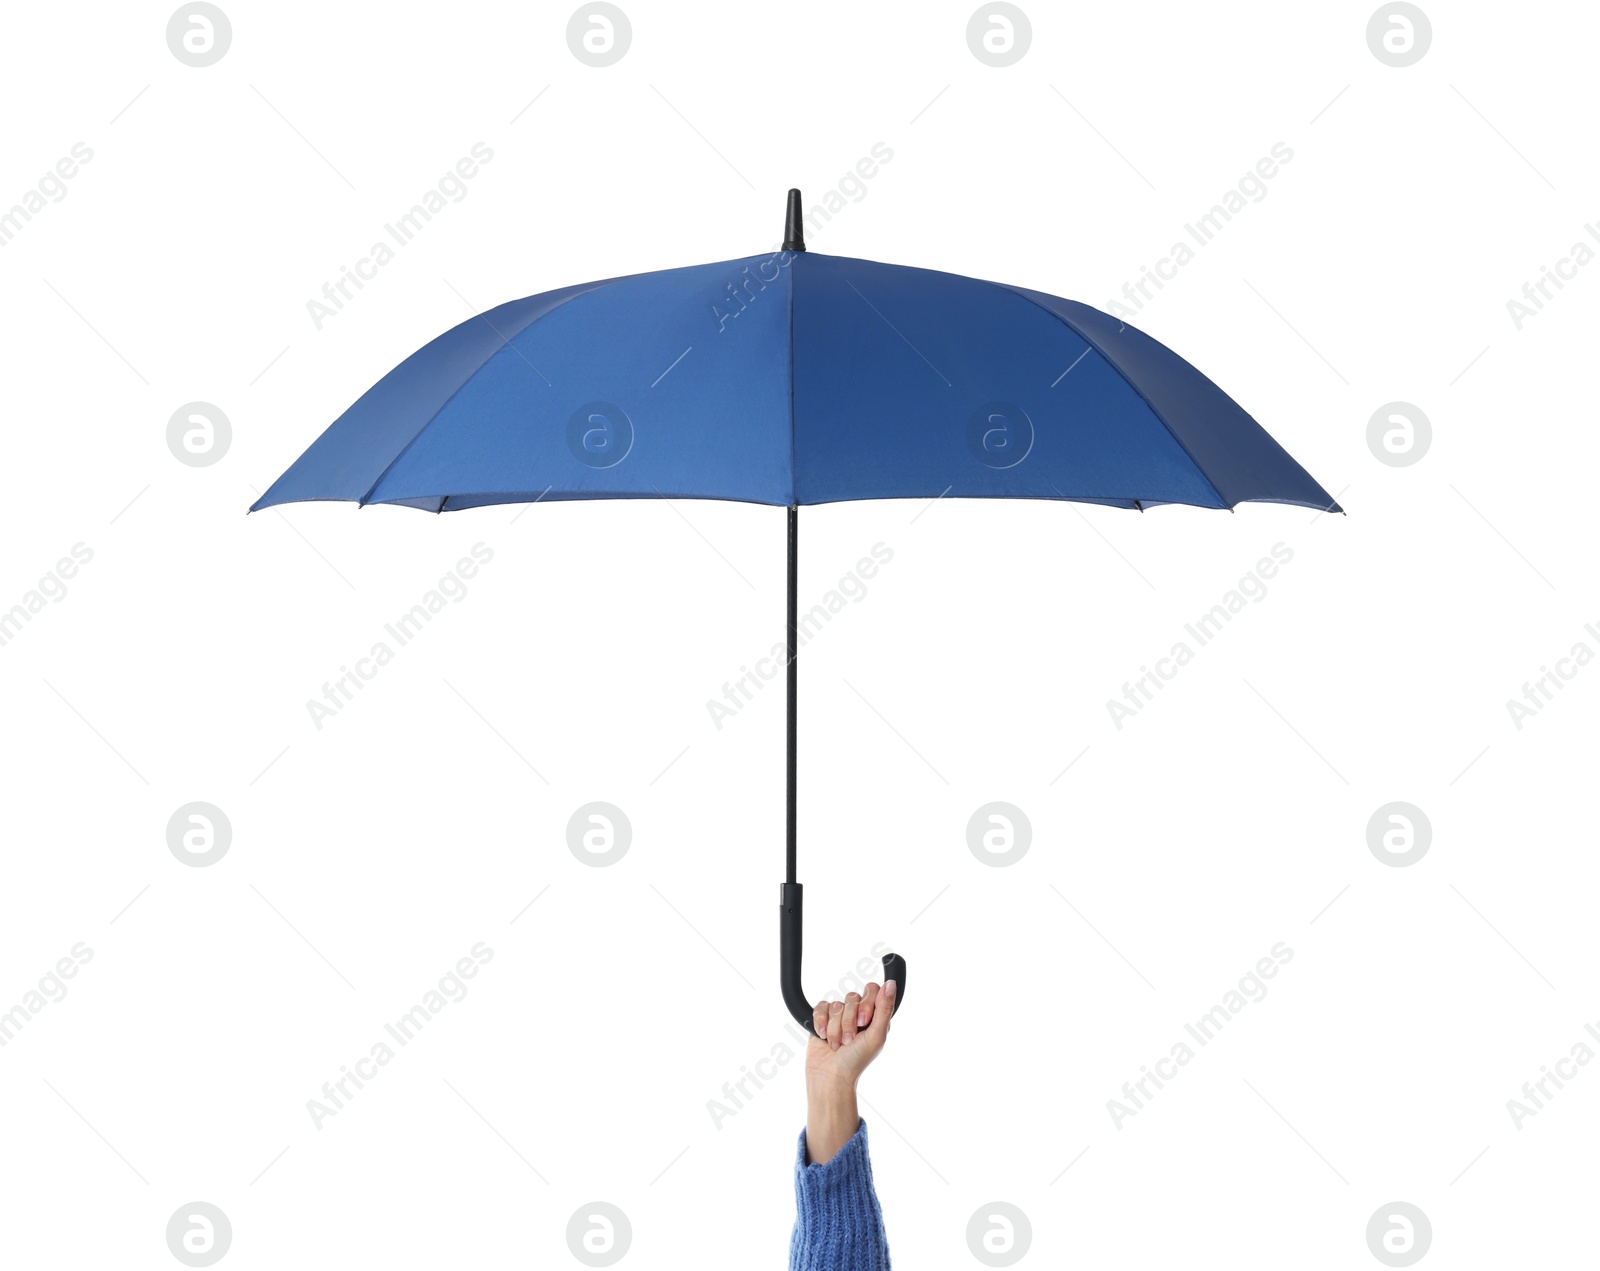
[782,188,806,252]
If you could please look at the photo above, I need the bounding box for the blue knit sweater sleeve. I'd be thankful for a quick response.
[789,1117,891,1270]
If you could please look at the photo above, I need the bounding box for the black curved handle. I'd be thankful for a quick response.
[781,883,906,1035]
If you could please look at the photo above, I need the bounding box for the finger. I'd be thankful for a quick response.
[869,980,897,1037]
[812,999,830,1041]
[840,993,862,1044]
[857,982,881,1031]
[827,1000,845,1050]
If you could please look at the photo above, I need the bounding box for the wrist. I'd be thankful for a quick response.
[806,1070,858,1103]
[804,1079,859,1166]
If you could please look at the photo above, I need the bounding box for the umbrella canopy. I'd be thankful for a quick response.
[251,235,1338,516]
[252,190,1340,1035]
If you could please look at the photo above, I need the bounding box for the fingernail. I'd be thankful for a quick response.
[885,980,896,995]
[857,1011,866,1027]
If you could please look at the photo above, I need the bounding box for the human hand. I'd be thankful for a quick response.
[806,979,896,1088]
[802,980,896,1166]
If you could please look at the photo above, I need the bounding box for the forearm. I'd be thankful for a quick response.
[804,1077,859,1167]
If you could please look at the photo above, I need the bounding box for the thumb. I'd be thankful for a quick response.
[864,979,896,1041]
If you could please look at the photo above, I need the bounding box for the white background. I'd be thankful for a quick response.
[1,1,1595,1266]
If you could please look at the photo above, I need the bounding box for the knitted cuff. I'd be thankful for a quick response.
[791,1118,890,1270]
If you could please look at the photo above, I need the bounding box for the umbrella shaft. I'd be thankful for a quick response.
[786,504,798,885]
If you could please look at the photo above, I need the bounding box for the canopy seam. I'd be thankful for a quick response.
[975,277,1232,509]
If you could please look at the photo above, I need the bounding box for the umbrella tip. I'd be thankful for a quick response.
[782,188,805,253]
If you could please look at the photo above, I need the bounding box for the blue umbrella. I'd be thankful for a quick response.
[253,190,1340,1031]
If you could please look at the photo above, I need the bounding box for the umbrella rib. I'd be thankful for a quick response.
[978,277,1232,510]
[444,279,553,386]
[843,279,952,387]
[353,280,613,507]
[787,257,798,506]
